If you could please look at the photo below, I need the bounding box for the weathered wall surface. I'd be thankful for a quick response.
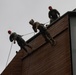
[22,15,72,75]
[1,13,72,75]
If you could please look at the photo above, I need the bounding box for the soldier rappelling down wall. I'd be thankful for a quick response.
[8,30,32,53]
[48,6,60,24]
[29,19,56,46]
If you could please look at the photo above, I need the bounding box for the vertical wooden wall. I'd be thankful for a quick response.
[1,13,73,75]
[22,15,72,75]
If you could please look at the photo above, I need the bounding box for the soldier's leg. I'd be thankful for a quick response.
[25,43,32,49]
[45,31,56,45]
[21,46,28,52]
[41,33,49,42]
[50,19,52,24]
[20,39,32,49]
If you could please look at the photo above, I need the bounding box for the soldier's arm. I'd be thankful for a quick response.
[33,22,40,32]
[56,10,60,17]
[48,11,52,18]
[33,26,37,32]
[35,22,39,30]
[13,33,18,44]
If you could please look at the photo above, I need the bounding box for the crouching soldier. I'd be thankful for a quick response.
[8,30,32,53]
[48,6,60,24]
[29,19,56,46]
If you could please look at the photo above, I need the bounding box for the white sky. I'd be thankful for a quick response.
[0,0,76,74]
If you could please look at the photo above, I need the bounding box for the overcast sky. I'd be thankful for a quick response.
[0,0,76,74]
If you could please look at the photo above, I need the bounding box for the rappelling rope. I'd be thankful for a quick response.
[5,42,13,67]
[22,32,35,36]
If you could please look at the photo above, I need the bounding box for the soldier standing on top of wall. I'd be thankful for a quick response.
[8,30,32,53]
[29,19,56,46]
[48,6,60,24]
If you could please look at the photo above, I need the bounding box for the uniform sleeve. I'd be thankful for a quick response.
[33,22,40,32]
[9,34,14,42]
[48,11,50,18]
[32,26,37,32]
[48,11,52,18]
[55,9,60,15]
[48,10,52,19]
